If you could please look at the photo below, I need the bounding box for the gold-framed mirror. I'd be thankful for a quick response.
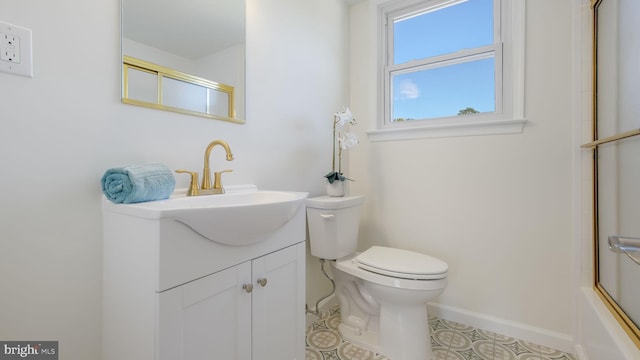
[586,0,640,348]
[121,0,246,123]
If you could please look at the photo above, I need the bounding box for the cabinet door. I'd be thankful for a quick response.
[251,242,305,360]
[158,262,252,360]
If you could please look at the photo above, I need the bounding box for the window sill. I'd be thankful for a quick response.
[366,118,527,142]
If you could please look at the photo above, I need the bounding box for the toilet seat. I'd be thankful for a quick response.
[355,246,448,280]
[334,251,447,291]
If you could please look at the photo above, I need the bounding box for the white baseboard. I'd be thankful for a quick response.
[428,302,575,354]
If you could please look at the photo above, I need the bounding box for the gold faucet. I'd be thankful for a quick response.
[175,140,234,196]
[202,140,234,191]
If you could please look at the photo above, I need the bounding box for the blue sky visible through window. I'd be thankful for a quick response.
[391,0,495,121]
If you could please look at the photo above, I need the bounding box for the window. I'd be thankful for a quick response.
[368,0,525,141]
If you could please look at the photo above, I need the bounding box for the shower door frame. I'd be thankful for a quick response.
[588,0,640,349]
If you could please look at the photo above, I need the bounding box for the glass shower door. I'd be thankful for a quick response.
[587,0,640,348]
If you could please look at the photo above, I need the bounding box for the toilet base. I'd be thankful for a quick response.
[378,302,431,360]
[363,280,442,360]
[337,302,432,360]
[338,322,381,354]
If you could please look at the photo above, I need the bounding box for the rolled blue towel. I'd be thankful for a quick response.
[101,163,176,204]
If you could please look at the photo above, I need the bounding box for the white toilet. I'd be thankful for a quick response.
[306,195,448,360]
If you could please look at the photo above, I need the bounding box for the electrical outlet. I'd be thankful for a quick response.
[0,21,32,77]
[1,32,21,62]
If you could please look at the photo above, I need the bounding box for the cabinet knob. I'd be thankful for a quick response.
[257,278,268,287]
[242,283,253,293]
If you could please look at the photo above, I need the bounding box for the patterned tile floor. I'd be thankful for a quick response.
[305,306,576,360]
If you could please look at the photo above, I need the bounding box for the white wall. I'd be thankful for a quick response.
[123,38,198,74]
[0,0,349,358]
[349,0,575,352]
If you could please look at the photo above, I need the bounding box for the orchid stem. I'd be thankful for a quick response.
[332,116,337,172]
[338,137,343,174]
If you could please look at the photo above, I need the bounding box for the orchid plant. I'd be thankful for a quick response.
[325,107,358,184]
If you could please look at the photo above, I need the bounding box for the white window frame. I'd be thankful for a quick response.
[367,0,526,142]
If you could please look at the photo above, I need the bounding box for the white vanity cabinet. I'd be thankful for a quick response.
[102,190,307,360]
[158,261,252,360]
[157,243,305,360]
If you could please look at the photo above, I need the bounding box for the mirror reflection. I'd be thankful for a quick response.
[121,0,245,123]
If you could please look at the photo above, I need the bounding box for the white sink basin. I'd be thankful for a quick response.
[103,185,308,246]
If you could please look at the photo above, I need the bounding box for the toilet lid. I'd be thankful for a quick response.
[355,246,448,280]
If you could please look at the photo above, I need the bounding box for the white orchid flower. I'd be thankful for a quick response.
[334,107,356,127]
[329,106,358,182]
[338,132,359,150]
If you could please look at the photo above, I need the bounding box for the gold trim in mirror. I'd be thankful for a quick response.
[122,56,244,124]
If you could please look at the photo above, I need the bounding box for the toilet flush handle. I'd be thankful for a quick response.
[320,213,335,220]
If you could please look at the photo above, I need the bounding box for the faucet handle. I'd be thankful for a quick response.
[213,169,233,192]
[175,169,200,196]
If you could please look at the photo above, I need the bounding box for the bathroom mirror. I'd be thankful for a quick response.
[121,0,246,123]
[590,0,640,348]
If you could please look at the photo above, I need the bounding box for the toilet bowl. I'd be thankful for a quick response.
[306,196,448,360]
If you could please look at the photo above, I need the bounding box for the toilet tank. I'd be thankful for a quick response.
[306,195,364,260]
